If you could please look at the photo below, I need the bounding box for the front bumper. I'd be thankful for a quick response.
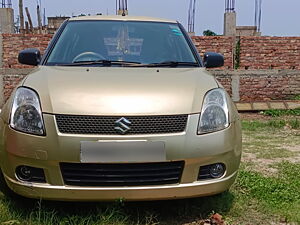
[4,171,237,201]
[0,114,242,201]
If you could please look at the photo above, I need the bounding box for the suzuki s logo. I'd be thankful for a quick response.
[114,117,132,134]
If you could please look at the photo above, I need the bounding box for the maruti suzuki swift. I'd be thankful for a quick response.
[0,15,242,201]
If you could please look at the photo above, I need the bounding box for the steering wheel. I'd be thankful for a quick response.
[72,52,105,63]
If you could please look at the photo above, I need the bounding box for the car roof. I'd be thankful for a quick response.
[68,15,177,24]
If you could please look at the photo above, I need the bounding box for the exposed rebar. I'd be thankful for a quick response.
[225,0,235,12]
[116,0,128,15]
[254,0,263,32]
[188,0,196,33]
[1,0,12,8]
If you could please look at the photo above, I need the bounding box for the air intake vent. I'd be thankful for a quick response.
[60,161,184,187]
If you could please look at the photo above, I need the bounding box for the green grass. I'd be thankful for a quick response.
[262,108,300,117]
[251,146,295,159]
[291,95,300,100]
[236,162,300,223]
[290,119,300,129]
[242,120,286,131]
[242,119,300,131]
[239,116,300,223]
[0,199,130,225]
[0,193,236,225]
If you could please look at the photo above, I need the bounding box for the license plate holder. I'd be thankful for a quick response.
[80,141,166,163]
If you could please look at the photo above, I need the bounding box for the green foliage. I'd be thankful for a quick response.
[203,30,218,36]
[262,108,300,117]
[235,39,241,69]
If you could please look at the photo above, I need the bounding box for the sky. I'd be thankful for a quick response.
[10,0,300,36]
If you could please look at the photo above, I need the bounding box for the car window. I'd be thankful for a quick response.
[46,21,197,65]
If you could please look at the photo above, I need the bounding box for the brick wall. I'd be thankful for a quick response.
[1,34,53,68]
[239,37,300,70]
[236,70,300,101]
[0,68,33,101]
[214,74,232,96]
[192,36,234,69]
[3,74,27,99]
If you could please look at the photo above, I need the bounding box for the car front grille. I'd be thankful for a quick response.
[60,161,184,187]
[55,114,188,135]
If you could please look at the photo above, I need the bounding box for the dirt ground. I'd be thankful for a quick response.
[241,113,300,176]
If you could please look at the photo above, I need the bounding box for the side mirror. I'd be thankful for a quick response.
[18,48,41,66]
[203,52,224,68]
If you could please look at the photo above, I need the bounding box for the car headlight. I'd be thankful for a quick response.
[198,88,229,134]
[10,87,45,136]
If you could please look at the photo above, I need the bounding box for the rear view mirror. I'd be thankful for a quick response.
[203,52,224,68]
[18,48,41,66]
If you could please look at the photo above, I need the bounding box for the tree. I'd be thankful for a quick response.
[203,30,218,36]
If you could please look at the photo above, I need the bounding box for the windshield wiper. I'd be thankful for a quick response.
[55,60,198,68]
[56,60,142,67]
[133,61,199,68]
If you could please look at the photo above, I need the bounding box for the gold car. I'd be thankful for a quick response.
[0,16,242,201]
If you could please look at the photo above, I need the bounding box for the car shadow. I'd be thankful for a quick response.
[1,191,234,224]
[125,191,235,224]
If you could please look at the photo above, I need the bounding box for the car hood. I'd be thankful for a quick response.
[23,66,218,116]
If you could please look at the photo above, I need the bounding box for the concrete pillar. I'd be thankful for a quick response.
[0,8,14,34]
[224,12,236,36]
[231,74,240,102]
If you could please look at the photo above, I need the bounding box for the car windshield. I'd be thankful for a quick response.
[46,20,199,67]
